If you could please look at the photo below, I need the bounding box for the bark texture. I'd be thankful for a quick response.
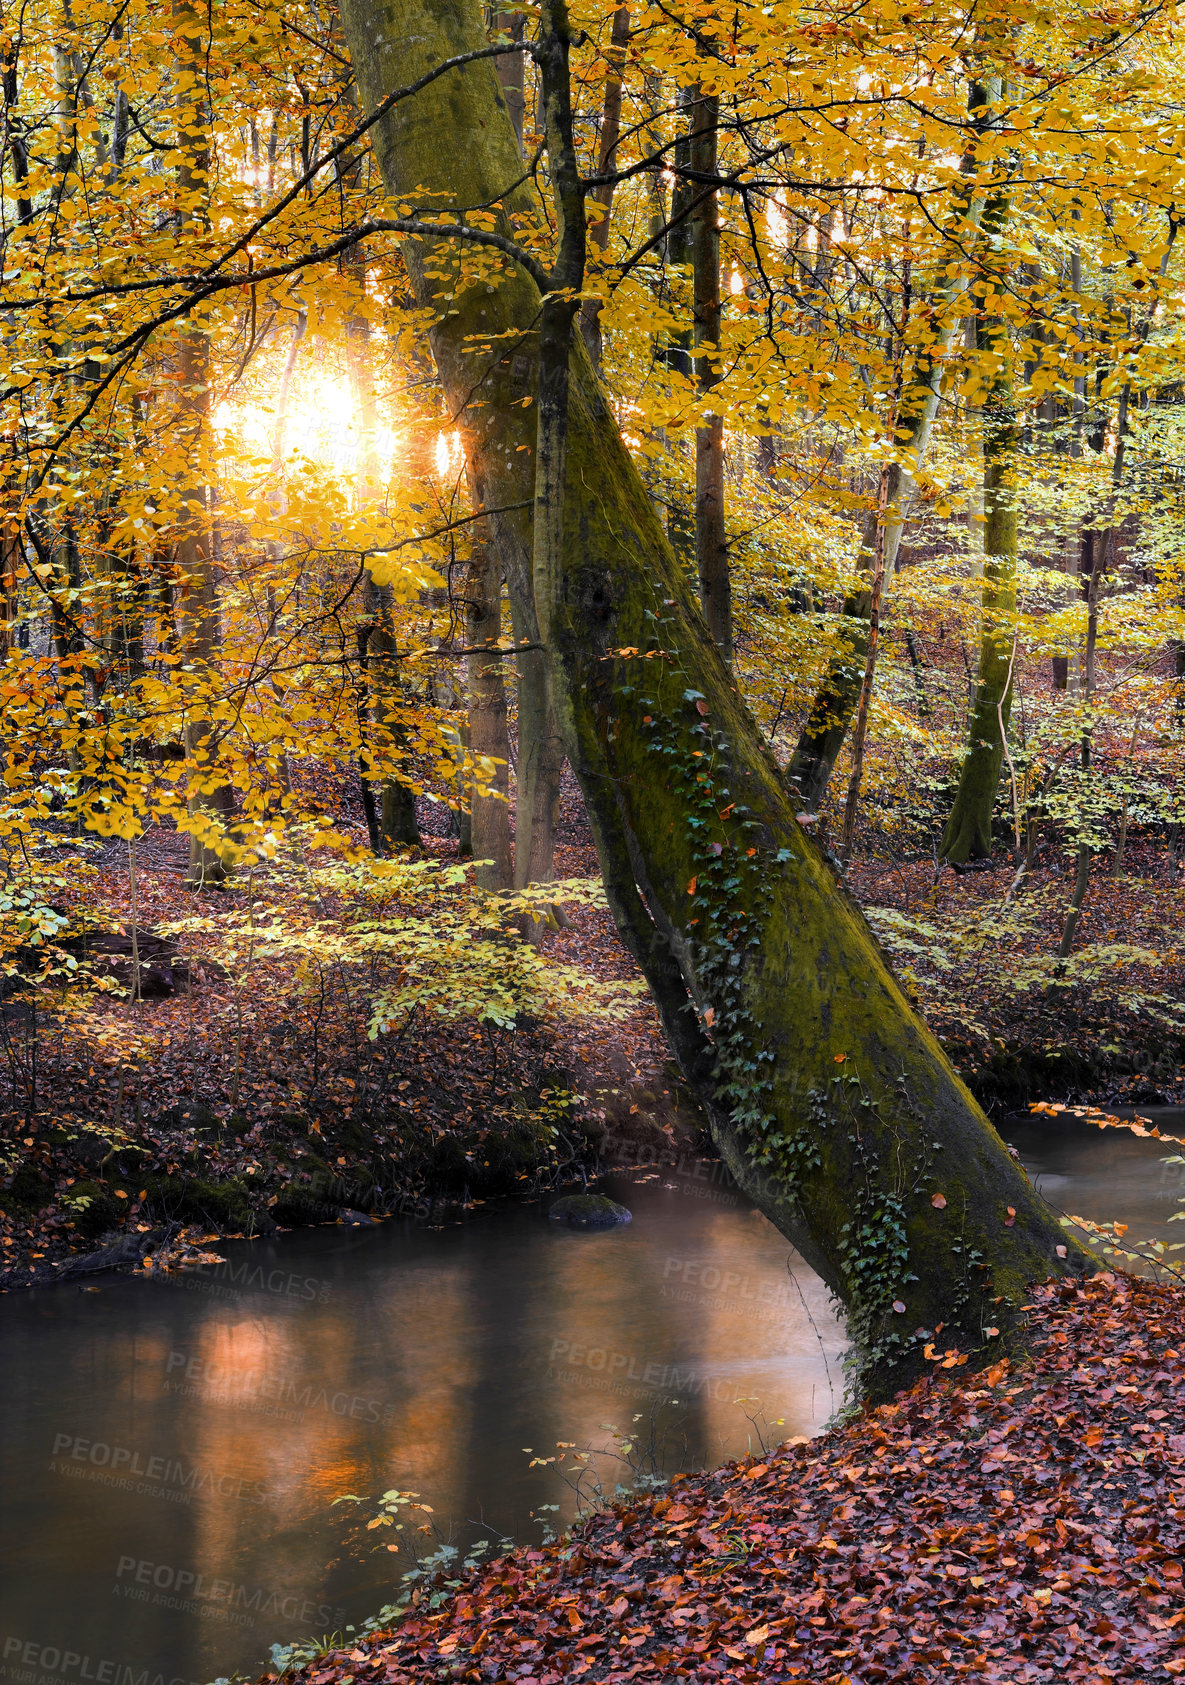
[465,535,513,889]
[338,0,1091,1394]
[578,4,629,368]
[940,233,1018,865]
[343,255,421,848]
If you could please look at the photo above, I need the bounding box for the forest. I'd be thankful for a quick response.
[2,0,1185,1679]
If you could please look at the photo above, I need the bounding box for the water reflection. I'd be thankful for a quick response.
[4,1116,1177,1685]
[0,1175,843,1685]
[1005,1106,1185,1249]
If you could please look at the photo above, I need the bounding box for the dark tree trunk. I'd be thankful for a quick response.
[940,185,1018,865]
[466,535,513,890]
[690,86,730,664]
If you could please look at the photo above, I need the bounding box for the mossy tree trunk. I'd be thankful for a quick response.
[339,0,1091,1395]
[939,196,1018,865]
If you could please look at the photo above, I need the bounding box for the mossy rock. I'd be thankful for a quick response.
[548,1193,632,1229]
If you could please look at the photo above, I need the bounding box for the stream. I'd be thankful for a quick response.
[1,1113,1181,1685]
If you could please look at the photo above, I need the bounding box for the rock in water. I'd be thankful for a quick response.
[548,1194,632,1229]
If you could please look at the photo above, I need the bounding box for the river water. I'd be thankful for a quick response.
[1,1116,1181,1685]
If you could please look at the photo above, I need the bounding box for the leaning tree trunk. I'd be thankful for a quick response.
[338,0,1090,1396]
[939,200,1018,865]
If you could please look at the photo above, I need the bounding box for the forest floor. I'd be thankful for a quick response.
[2,770,1184,1288]
[261,1269,1185,1685]
[846,833,1185,1113]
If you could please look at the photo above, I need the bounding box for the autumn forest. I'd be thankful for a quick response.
[3,0,1185,1679]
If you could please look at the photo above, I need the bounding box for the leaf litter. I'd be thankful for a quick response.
[267,1271,1185,1684]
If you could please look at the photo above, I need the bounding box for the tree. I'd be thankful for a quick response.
[690,81,730,665]
[173,0,235,889]
[784,125,987,815]
[336,0,1088,1396]
[940,172,1019,865]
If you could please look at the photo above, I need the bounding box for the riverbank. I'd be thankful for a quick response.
[4,804,1183,1288]
[0,796,684,1289]
[262,1269,1185,1685]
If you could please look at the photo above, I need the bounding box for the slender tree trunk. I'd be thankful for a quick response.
[838,461,891,861]
[1111,717,1139,881]
[1056,227,1175,953]
[1,40,35,227]
[466,534,513,889]
[786,136,988,812]
[664,87,695,379]
[36,7,86,756]
[940,197,1018,864]
[355,626,383,854]
[578,4,629,369]
[376,629,423,846]
[690,86,730,665]
[0,482,19,657]
[492,6,526,152]
[510,615,565,902]
[338,0,1090,1395]
[264,306,306,797]
[904,628,930,717]
[343,251,422,845]
[660,87,696,569]
[174,0,233,889]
